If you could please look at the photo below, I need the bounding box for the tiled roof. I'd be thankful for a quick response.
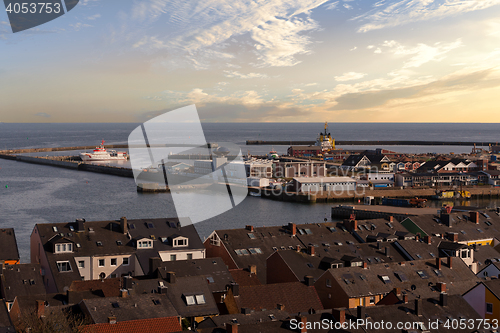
[69,278,121,298]
[81,317,181,333]
[0,228,19,262]
[235,282,323,315]
[155,258,233,293]
[0,300,14,332]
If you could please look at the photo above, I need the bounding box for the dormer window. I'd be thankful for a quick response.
[137,240,153,249]
[55,243,73,253]
[172,237,188,247]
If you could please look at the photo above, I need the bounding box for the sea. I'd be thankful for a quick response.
[1,122,500,262]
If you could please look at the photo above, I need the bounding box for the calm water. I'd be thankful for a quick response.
[1,123,500,262]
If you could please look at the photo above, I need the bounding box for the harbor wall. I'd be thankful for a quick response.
[246,140,497,146]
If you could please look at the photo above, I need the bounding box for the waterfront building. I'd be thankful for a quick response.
[292,177,356,193]
[341,154,391,171]
[273,161,327,178]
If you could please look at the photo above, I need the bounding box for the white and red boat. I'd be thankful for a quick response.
[80,140,128,161]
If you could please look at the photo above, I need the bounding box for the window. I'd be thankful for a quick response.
[170,254,177,261]
[98,259,105,267]
[416,270,429,279]
[381,275,391,284]
[326,279,331,287]
[487,303,493,314]
[96,241,103,247]
[207,276,215,283]
[370,296,375,304]
[173,238,188,247]
[78,261,85,268]
[111,258,117,266]
[187,253,193,260]
[196,295,206,304]
[123,257,129,266]
[110,274,117,278]
[138,240,152,248]
[247,233,256,239]
[185,294,206,306]
[57,261,72,272]
[55,243,73,253]
[185,295,196,305]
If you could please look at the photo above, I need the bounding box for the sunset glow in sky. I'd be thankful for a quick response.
[1,0,500,122]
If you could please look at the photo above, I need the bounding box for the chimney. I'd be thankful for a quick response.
[149,257,162,276]
[296,245,301,252]
[296,316,307,333]
[393,288,401,296]
[441,214,452,227]
[277,303,285,311]
[289,223,297,236]
[447,256,453,269]
[436,257,442,270]
[424,235,431,244]
[332,308,346,324]
[440,293,448,307]
[385,247,390,257]
[120,289,128,298]
[415,233,420,241]
[75,218,85,232]
[158,286,168,294]
[226,322,238,333]
[470,211,479,224]
[377,241,382,250]
[363,261,368,269]
[108,316,117,325]
[246,225,254,232]
[231,282,239,296]
[437,282,446,293]
[120,217,128,235]
[249,265,257,275]
[403,294,408,304]
[309,245,315,256]
[304,276,315,286]
[36,300,45,318]
[241,308,252,315]
[415,299,422,316]
[166,271,176,284]
[388,215,394,223]
[123,275,133,290]
[447,232,458,242]
[357,306,365,320]
[352,219,358,232]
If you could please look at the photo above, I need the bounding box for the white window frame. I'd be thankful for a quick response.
[57,261,72,272]
[123,257,129,266]
[98,259,105,267]
[78,260,85,268]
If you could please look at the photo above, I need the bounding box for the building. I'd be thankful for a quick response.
[292,177,356,193]
[481,170,500,186]
[273,161,327,178]
[394,172,475,187]
[341,154,391,171]
[287,145,322,157]
[463,279,500,320]
[0,228,20,266]
[30,217,205,293]
[415,159,478,173]
[314,257,479,310]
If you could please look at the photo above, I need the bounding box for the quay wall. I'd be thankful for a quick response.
[15,155,79,169]
[330,206,415,221]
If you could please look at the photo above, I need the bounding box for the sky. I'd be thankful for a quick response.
[1,0,500,123]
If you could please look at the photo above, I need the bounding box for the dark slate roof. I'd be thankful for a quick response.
[401,211,500,243]
[67,278,122,304]
[1,264,46,301]
[131,275,219,318]
[229,269,261,287]
[438,241,469,251]
[323,258,479,301]
[392,238,441,261]
[0,301,14,333]
[473,244,500,269]
[344,295,482,333]
[235,282,323,315]
[0,228,19,262]
[341,155,364,167]
[156,258,234,293]
[80,294,179,324]
[15,293,67,310]
[197,309,291,331]
[484,279,500,299]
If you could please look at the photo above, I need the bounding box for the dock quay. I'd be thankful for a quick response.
[331,205,439,221]
[246,140,497,146]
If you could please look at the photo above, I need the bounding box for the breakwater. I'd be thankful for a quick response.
[246,140,496,146]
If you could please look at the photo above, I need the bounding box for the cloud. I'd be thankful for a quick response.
[334,72,367,81]
[70,23,93,31]
[382,39,462,68]
[325,1,339,10]
[86,14,101,20]
[330,68,497,110]
[35,112,51,118]
[131,0,328,67]
[223,71,268,79]
[356,0,500,33]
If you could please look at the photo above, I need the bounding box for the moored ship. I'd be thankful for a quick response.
[80,140,128,161]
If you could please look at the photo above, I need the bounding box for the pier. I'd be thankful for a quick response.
[246,140,496,146]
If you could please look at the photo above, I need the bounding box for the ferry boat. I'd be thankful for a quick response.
[80,140,128,161]
[316,122,335,151]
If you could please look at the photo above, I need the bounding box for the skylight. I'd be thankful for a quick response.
[195,295,206,304]
[416,270,429,279]
[147,222,155,229]
[381,275,391,284]
[247,233,256,239]
[395,272,408,282]
[304,229,312,235]
[69,226,74,232]
[52,226,58,232]
[96,241,103,246]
